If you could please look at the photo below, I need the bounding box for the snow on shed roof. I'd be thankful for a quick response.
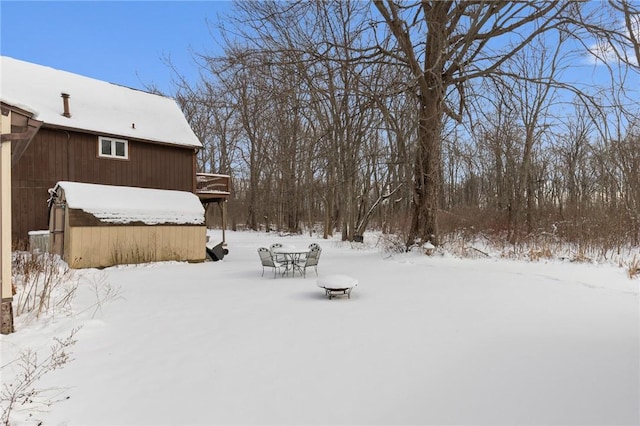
[53,181,204,226]
[0,56,201,148]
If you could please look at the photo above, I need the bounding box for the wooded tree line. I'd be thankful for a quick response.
[169,0,639,249]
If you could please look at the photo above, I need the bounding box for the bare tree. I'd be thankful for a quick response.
[370,1,594,246]
[167,0,639,249]
[552,104,595,224]
[500,33,565,239]
[617,0,640,65]
[212,0,396,239]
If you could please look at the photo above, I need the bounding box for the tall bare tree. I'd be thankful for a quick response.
[371,1,592,245]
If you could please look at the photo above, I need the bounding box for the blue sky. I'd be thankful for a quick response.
[1,1,232,94]
[1,1,635,101]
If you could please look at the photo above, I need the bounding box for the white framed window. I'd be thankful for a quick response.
[98,136,129,159]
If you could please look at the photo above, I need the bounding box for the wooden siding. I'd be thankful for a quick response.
[64,225,206,269]
[12,127,197,241]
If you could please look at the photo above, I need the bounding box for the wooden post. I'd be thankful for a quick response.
[221,200,227,246]
[1,109,14,334]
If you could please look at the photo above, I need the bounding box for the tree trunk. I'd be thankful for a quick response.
[410,97,443,246]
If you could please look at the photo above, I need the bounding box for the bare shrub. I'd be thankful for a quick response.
[3,249,126,424]
[110,244,157,266]
[12,252,77,320]
[80,273,123,319]
[528,246,553,261]
[0,327,80,425]
[109,243,185,266]
[628,256,640,279]
[376,233,416,259]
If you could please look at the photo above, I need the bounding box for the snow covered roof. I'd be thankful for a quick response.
[53,181,205,226]
[0,56,201,148]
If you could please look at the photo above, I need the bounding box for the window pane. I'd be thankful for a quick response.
[115,141,126,157]
[101,139,112,155]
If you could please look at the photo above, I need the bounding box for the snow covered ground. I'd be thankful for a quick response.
[2,231,639,425]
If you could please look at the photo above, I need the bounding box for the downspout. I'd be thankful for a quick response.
[193,148,198,193]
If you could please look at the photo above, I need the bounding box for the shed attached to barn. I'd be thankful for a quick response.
[49,181,206,269]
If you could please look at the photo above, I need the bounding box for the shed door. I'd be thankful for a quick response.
[50,205,65,256]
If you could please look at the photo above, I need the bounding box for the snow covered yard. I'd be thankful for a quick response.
[2,231,639,425]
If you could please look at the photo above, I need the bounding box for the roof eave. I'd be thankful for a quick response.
[40,122,201,150]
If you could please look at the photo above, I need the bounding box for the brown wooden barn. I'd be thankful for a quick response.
[0,56,226,245]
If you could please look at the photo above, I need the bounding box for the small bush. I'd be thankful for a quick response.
[377,233,410,259]
[12,252,77,320]
[628,256,640,279]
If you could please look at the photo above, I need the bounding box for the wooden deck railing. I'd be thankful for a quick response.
[196,173,231,200]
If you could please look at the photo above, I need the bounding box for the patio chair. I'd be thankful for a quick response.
[258,247,282,278]
[269,243,285,262]
[302,246,321,277]
[299,243,321,262]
